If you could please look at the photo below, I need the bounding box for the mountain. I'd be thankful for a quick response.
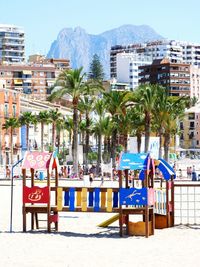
[47,24,164,78]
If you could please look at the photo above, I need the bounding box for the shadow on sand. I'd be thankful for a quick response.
[1,226,134,239]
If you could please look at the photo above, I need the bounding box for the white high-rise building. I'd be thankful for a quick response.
[0,24,25,64]
[110,39,200,78]
[116,52,152,90]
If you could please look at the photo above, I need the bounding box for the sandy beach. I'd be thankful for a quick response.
[0,179,200,267]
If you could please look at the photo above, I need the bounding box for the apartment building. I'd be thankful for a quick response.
[110,39,200,79]
[139,58,190,96]
[28,55,70,78]
[0,24,25,64]
[190,65,200,99]
[180,104,200,149]
[0,63,55,99]
[0,80,20,165]
[116,52,152,90]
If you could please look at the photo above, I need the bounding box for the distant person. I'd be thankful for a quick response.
[63,166,67,178]
[6,166,11,179]
[100,175,104,186]
[89,173,93,186]
[179,169,182,179]
[67,166,70,177]
[34,171,38,179]
[192,165,197,181]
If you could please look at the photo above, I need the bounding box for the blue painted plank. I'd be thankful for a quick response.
[64,191,69,206]
[113,191,118,208]
[94,188,100,212]
[89,191,94,207]
[69,188,75,211]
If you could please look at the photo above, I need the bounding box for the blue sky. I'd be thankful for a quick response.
[1,0,200,57]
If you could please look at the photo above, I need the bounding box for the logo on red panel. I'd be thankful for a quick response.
[23,186,49,204]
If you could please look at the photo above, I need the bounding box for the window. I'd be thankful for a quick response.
[13,105,16,117]
[4,104,9,117]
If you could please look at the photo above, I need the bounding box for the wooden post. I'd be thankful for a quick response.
[47,169,51,233]
[171,177,175,227]
[55,166,59,231]
[119,170,123,237]
[31,168,35,230]
[166,180,170,227]
[144,169,149,238]
[22,168,26,232]
[124,169,129,235]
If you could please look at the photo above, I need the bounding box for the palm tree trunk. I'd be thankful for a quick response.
[73,106,79,177]
[124,133,128,152]
[144,112,151,153]
[41,123,44,152]
[136,132,142,153]
[164,133,170,162]
[85,114,90,172]
[57,131,61,153]
[158,130,163,159]
[111,128,117,167]
[26,124,29,151]
[52,122,55,150]
[96,133,102,175]
[10,128,13,165]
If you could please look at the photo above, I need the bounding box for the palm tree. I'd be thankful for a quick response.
[64,116,73,146]
[101,116,113,163]
[104,90,131,166]
[19,112,37,151]
[48,67,86,176]
[48,109,62,151]
[55,117,65,154]
[93,99,105,175]
[130,105,145,153]
[37,111,51,152]
[162,96,188,161]
[78,94,95,171]
[2,117,20,165]
[135,84,157,153]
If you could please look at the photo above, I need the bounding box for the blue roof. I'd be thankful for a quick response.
[118,153,149,171]
[157,158,176,180]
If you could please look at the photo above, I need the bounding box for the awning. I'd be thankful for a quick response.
[157,158,176,180]
[23,70,32,75]
[14,79,22,85]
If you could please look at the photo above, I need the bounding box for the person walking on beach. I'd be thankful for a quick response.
[6,166,11,179]
[89,173,93,186]
[192,165,197,181]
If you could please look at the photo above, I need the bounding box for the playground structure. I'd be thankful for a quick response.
[22,151,59,232]
[22,151,176,237]
[154,159,175,228]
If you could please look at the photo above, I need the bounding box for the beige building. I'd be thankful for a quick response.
[180,104,200,149]
[0,58,70,100]
[190,65,200,99]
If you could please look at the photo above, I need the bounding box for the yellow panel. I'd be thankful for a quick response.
[57,187,63,211]
[76,191,81,207]
[81,188,87,212]
[107,189,113,212]
[14,79,22,85]
[101,191,106,209]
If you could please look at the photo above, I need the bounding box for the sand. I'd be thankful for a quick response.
[0,179,199,267]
